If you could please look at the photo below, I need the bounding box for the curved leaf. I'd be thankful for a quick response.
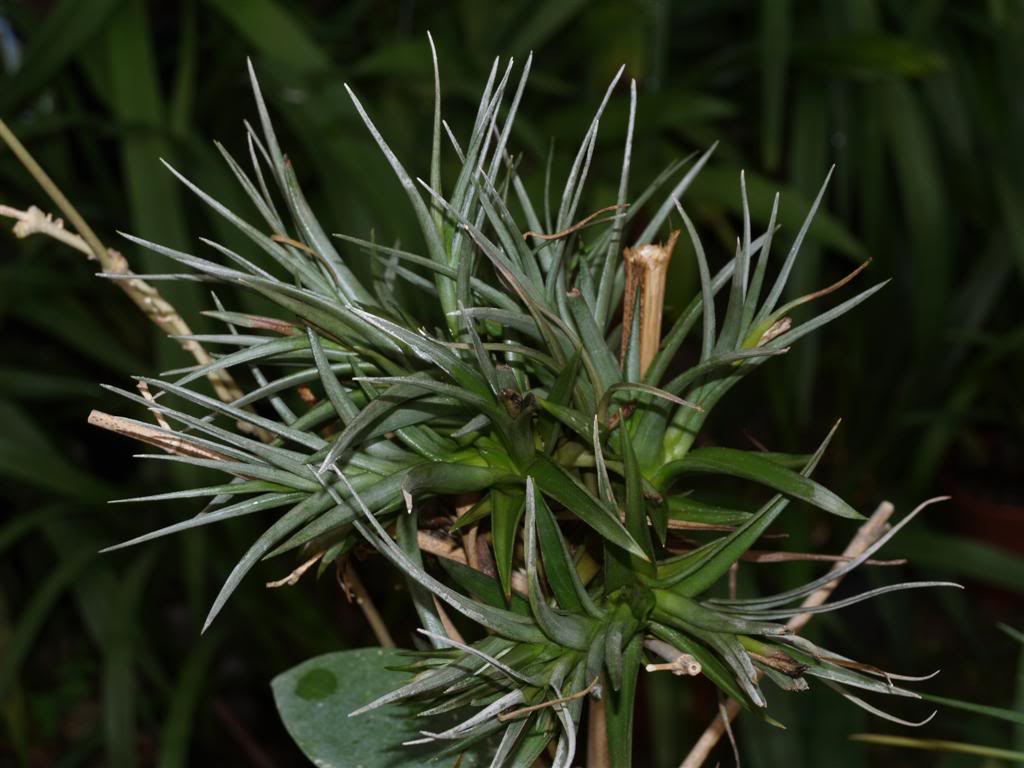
[654,445,862,520]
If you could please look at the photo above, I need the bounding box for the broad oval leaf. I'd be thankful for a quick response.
[272,647,492,767]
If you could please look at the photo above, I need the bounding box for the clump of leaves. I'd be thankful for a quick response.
[98,46,957,766]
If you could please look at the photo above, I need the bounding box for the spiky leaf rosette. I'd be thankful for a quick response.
[98,49,956,766]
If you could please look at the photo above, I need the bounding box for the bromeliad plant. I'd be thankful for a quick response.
[94,47,957,766]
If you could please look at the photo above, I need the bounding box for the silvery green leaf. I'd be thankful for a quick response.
[523,479,593,650]
[716,496,950,609]
[204,491,332,631]
[343,472,545,643]
[100,492,303,552]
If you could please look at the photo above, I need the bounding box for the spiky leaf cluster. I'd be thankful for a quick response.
[101,48,955,766]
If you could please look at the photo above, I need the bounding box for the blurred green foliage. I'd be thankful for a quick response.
[0,1,1021,765]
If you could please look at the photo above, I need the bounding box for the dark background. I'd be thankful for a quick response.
[0,1,1022,766]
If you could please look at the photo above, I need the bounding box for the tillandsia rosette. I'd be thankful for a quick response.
[97,44,959,767]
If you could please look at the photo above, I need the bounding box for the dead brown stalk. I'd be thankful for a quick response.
[266,551,324,588]
[523,204,627,241]
[87,410,230,462]
[677,501,897,768]
[621,230,680,374]
[432,596,466,645]
[587,696,610,768]
[0,117,242,404]
[0,201,241,404]
[339,558,395,648]
[417,530,528,595]
[497,677,600,722]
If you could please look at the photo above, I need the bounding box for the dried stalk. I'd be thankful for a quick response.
[340,559,395,648]
[136,381,171,430]
[784,501,896,633]
[666,544,904,566]
[586,696,609,768]
[417,529,468,563]
[266,551,323,588]
[677,501,897,768]
[497,677,600,722]
[418,530,528,595]
[0,118,242,404]
[644,639,702,677]
[523,203,627,241]
[87,410,230,462]
[431,596,466,645]
[667,520,738,533]
[0,117,107,260]
[456,496,481,571]
[473,535,498,578]
[621,230,680,374]
[0,203,241,403]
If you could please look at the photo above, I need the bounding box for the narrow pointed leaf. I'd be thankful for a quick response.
[526,454,647,559]
[654,446,861,519]
[491,488,525,601]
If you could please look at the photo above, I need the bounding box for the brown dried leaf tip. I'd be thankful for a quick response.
[621,229,680,375]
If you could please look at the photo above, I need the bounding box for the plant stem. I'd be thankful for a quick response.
[587,694,610,768]
[341,559,395,648]
[677,501,897,768]
[588,238,681,762]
